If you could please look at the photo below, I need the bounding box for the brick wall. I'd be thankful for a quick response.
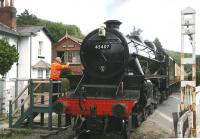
[0,7,16,29]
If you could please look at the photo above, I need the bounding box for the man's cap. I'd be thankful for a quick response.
[55,57,61,63]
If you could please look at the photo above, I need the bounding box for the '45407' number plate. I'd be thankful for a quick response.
[94,44,111,50]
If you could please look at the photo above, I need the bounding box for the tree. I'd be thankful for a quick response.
[17,9,40,25]
[0,38,19,75]
[17,10,84,42]
[153,38,163,49]
[127,26,143,38]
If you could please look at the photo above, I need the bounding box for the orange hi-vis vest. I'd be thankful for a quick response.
[50,62,69,80]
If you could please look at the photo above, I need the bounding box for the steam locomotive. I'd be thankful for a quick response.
[53,20,180,138]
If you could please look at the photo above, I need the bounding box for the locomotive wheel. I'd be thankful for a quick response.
[142,108,148,120]
[159,93,163,104]
[132,112,142,128]
[121,115,132,139]
[154,100,158,109]
[154,87,160,107]
[149,104,155,114]
[162,91,168,100]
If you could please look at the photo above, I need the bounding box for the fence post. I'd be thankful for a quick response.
[21,99,24,116]
[65,114,71,127]
[172,112,178,137]
[57,114,61,127]
[48,79,53,130]
[40,95,44,126]
[9,100,12,128]
[14,79,18,110]
[29,79,34,128]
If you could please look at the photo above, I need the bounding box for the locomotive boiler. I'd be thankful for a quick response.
[54,20,174,139]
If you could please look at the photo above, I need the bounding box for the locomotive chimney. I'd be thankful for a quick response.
[104,20,122,30]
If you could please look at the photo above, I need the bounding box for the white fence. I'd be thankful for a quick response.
[0,79,29,115]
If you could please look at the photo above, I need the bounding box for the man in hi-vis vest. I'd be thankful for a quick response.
[50,57,70,101]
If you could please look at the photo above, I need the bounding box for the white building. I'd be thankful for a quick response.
[0,0,52,114]
[17,26,52,79]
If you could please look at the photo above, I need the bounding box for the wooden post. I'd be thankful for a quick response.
[65,114,71,127]
[21,99,24,116]
[191,87,196,137]
[29,79,34,128]
[9,100,12,128]
[40,95,44,126]
[57,114,61,127]
[48,79,53,130]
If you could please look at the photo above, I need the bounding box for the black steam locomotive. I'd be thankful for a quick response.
[54,20,180,138]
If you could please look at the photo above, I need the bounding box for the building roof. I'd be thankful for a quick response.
[32,60,50,69]
[17,25,53,41]
[0,21,19,36]
[58,34,82,44]
[0,23,53,41]
[181,7,196,15]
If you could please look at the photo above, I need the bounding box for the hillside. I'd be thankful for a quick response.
[165,49,200,64]
[165,49,200,85]
[17,10,84,42]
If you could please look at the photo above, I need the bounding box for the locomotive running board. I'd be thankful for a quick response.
[82,84,118,89]
[145,75,167,79]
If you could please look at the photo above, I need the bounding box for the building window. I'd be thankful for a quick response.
[46,69,50,79]
[57,51,64,62]
[38,69,43,79]
[66,51,73,63]
[64,51,80,64]
[38,41,43,56]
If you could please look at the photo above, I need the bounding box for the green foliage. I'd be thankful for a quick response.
[60,68,72,78]
[16,9,40,25]
[1,128,32,139]
[153,38,163,49]
[52,101,65,114]
[165,49,200,85]
[17,10,84,42]
[61,78,70,93]
[165,49,180,64]
[127,26,143,38]
[0,38,19,75]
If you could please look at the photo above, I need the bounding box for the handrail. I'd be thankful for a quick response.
[32,80,61,83]
[115,75,124,96]
[11,84,30,105]
[34,83,41,92]
[12,82,41,115]
[74,75,85,94]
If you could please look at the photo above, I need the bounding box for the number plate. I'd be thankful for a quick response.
[94,43,111,50]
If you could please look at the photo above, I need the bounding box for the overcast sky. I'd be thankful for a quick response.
[15,0,200,53]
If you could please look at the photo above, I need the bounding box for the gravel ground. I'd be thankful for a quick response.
[1,114,174,139]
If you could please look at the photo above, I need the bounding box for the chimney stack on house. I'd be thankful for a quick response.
[0,0,16,29]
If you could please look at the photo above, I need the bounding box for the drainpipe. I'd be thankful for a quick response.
[30,33,32,79]
[14,36,19,109]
